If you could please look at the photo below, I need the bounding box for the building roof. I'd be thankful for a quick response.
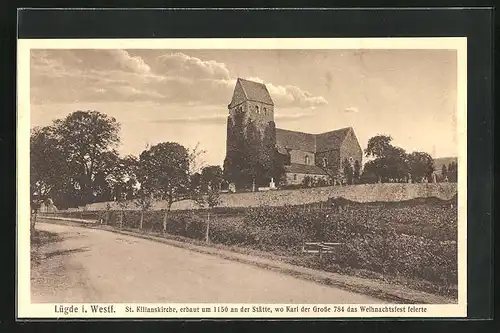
[315,127,352,152]
[276,128,316,152]
[284,163,329,175]
[229,78,274,108]
[276,127,353,153]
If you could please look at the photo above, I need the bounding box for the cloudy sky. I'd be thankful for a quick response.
[30,48,458,166]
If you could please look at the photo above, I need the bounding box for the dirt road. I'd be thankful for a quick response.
[31,222,385,304]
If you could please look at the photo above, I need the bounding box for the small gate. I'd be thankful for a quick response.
[302,241,344,260]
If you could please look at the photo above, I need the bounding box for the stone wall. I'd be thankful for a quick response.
[339,129,363,169]
[81,183,457,212]
[285,172,330,185]
[289,149,315,165]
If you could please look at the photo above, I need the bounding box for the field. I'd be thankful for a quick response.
[44,195,458,298]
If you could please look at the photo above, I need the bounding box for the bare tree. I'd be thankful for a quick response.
[193,176,222,243]
[134,188,154,231]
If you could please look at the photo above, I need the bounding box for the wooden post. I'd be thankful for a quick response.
[139,210,144,230]
[205,211,210,243]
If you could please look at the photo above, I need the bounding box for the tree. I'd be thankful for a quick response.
[190,172,202,192]
[353,160,361,184]
[134,188,154,231]
[139,142,190,233]
[408,152,434,183]
[441,164,448,181]
[360,158,387,183]
[187,143,207,180]
[385,146,410,182]
[363,134,411,183]
[360,160,380,184]
[34,110,121,209]
[200,165,224,192]
[343,158,354,185]
[365,135,393,159]
[30,125,69,231]
[223,114,280,190]
[54,110,121,205]
[261,121,284,186]
[116,192,128,229]
[192,169,222,243]
[194,184,221,243]
[223,112,252,190]
[447,162,458,182]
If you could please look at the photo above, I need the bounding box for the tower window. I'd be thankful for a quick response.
[255,105,260,114]
[305,156,310,165]
[322,158,328,168]
[293,174,297,181]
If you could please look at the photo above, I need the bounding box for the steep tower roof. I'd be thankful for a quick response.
[228,78,274,108]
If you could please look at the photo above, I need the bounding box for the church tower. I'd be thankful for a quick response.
[224,78,276,189]
[227,78,275,132]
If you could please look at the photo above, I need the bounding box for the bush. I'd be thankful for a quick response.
[52,199,457,290]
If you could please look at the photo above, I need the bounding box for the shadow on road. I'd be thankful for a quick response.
[44,247,90,259]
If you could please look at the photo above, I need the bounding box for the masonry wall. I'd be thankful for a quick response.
[244,100,274,126]
[285,172,330,185]
[339,130,363,168]
[315,149,340,176]
[289,149,315,165]
[82,183,458,212]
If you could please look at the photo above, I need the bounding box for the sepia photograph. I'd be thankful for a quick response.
[17,38,467,318]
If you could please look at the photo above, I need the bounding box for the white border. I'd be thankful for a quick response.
[17,37,467,319]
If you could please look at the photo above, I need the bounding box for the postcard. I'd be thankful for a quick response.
[17,37,467,318]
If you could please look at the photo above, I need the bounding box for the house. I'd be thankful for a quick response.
[224,78,363,188]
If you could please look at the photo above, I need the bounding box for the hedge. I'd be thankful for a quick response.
[44,196,457,293]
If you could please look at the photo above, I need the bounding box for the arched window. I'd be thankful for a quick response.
[322,158,328,168]
[293,174,297,181]
[263,107,267,115]
[305,155,310,165]
[255,105,260,114]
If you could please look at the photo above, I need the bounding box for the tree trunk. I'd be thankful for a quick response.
[162,210,168,234]
[163,197,173,234]
[140,210,144,230]
[30,209,37,236]
[205,211,210,243]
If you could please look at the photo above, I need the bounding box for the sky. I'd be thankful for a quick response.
[30,48,458,167]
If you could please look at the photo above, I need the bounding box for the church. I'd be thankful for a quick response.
[224,78,363,188]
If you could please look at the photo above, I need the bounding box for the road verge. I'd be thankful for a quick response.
[38,218,455,305]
